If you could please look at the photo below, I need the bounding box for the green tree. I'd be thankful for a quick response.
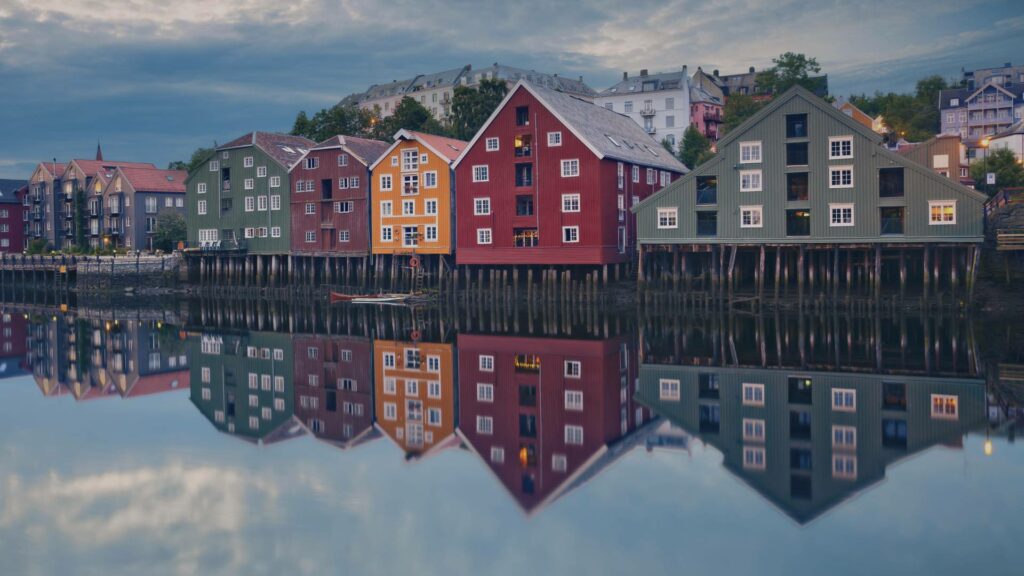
[756,52,823,95]
[679,125,715,169]
[722,94,765,136]
[290,104,377,142]
[153,211,187,252]
[371,96,448,140]
[170,146,216,174]
[971,148,1024,196]
[449,78,509,140]
[847,75,951,142]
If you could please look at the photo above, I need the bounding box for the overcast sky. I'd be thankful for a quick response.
[0,0,1020,178]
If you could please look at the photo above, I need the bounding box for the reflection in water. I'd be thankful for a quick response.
[2,300,1021,526]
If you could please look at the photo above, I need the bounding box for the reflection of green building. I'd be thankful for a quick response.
[637,365,987,524]
[189,331,301,444]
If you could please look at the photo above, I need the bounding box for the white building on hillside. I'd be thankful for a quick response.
[594,67,691,154]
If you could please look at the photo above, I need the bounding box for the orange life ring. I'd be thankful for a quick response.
[409,256,420,268]
[410,329,422,341]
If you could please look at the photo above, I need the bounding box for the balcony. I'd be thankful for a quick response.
[639,106,656,117]
[514,354,541,373]
[513,228,538,248]
[320,220,335,228]
[967,99,1010,110]
[644,126,657,135]
[704,112,722,123]
[402,184,419,196]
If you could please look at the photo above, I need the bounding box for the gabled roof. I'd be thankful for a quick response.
[116,166,188,193]
[965,81,1023,103]
[67,159,156,181]
[0,179,27,204]
[33,162,67,180]
[478,64,596,98]
[308,135,391,167]
[598,69,688,97]
[218,132,316,170]
[938,88,971,109]
[369,130,467,170]
[690,83,722,106]
[993,120,1024,139]
[454,80,689,173]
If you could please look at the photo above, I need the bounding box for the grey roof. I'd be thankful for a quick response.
[994,120,1024,138]
[598,70,688,97]
[690,83,722,105]
[938,88,971,109]
[408,66,470,92]
[474,64,596,97]
[219,132,316,170]
[311,135,391,167]
[0,179,26,204]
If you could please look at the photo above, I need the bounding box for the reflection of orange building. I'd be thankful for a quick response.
[373,339,458,458]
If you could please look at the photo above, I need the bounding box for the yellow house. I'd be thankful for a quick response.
[369,130,465,257]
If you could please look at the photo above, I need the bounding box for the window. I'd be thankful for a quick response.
[491,447,505,464]
[562,226,579,243]
[402,174,419,195]
[515,106,529,126]
[743,446,766,470]
[830,203,854,226]
[305,157,319,170]
[931,394,958,419]
[742,418,766,442]
[479,355,494,371]
[740,205,763,228]
[829,166,854,188]
[477,416,494,435]
[561,159,580,177]
[197,200,207,215]
[402,200,415,215]
[833,454,857,480]
[474,198,491,215]
[421,224,436,242]
[785,113,808,138]
[879,167,904,197]
[209,161,219,171]
[269,176,280,188]
[829,136,853,159]
[632,165,639,183]
[476,228,492,245]
[657,208,678,229]
[697,212,717,236]
[401,149,419,171]
[624,101,633,113]
[786,209,811,236]
[197,183,207,194]
[338,230,349,242]
[786,142,809,166]
[477,383,494,402]
[350,176,360,188]
[646,168,655,184]
[565,390,583,411]
[304,202,315,215]
[305,231,316,243]
[380,201,392,216]
[381,226,393,242]
[832,425,857,449]
[380,174,392,191]
[384,402,397,421]
[472,165,489,182]
[338,177,349,189]
[257,195,267,211]
[269,195,280,210]
[485,137,499,151]
[405,380,419,397]
[950,98,960,107]
[929,201,956,225]
[565,425,584,445]
[547,131,562,146]
[244,156,254,167]
[832,388,856,411]
[390,155,398,166]
[787,172,809,201]
[739,170,762,192]
[742,383,765,406]
[402,226,418,247]
[659,378,680,400]
[427,408,442,427]
[383,378,396,395]
[335,201,353,213]
[665,97,675,109]
[423,171,437,188]
[245,196,255,212]
[552,454,567,473]
[739,141,762,163]
[564,360,581,378]
[561,194,580,213]
[425,199,437,215]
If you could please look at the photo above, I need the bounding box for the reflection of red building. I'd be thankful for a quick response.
[456,334,650,514]
[0,310,27,359]
[294,335,377,449]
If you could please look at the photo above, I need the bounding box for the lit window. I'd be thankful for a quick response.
[929,201,956,225]
[931,394,958,419]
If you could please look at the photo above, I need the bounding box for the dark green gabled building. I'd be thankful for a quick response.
[186,132,314,254]
[633,86,988,295]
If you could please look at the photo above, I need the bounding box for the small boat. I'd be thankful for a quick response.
[330,291,416,305]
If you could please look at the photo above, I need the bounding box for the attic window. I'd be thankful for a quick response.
[281,146,295,154]
[606,135,622,147]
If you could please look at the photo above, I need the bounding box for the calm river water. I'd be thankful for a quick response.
[0,297,1021,575]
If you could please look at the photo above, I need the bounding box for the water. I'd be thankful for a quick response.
[1,299,1021,576]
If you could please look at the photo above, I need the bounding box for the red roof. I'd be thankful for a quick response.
[70,159,156,178]
[36,162,66,179]
[408,131,467,162]
[118,167,187,193]
[126,370,189,398]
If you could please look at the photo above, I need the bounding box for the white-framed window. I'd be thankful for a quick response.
[742,418,766,442]
[379,174,393,191]
[565,390,584,411]
[424,225,437,241]
[547,131,562,146]
[659,378,680,400]
[244,156,254,167]
[832,454,857,480]
[739,170,762,192]
[830,203,854,226]
[405,380,419,397]
[564,425,584,445]
[380,201,392,217]
[832,388,857,412]
[562,226,579,243]
[829,136,853,159]
[472,165,489,182]
[401,199,414,215]
[552,454,567,473]
[631,165,639,183]
[829,166,854,188]
[209,160,219,171]
[305,157,319,170]
[564,360,581,378]
[338,154,348,167]
[266,195,279,211]
[269,176,280,188]
[476,228,492,245]
[477,416,494,435]
[380,226,393,242]
[427,408,442,427]
[743,446,766,470]
[485,137,499,151]
[338,177,349,189]
[479,355,494,372]
[740,205,763,228]
[382,352,396,368]
[197,182,207,194]
[931,394,959,419]
[560,159,580,177]
[350,176,360,188]
[929,200,956,225]
[271,226,281,238]
[477,383,494,402]
[305,231,316,243]
[304,202,315,215]
[950,98,960,107]
[197,200,207,215]
[490,446,505,464]
[383,377,396,395]
[257,195,267,211]
[832,425,857,449]
[384,402,397,421]
[646,168,655,185]
[424,199,437,215]
[657,207,678,229]
[391,155,398,167]
[474,197,491,215]
[401,149,419,171]
[742,383,765,406]
[244,196,255,212]
[739,141,762,163]
[423,171,438,189]
[561,193,580,213]
[338,230,350,242]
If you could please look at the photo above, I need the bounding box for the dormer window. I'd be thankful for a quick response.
[950,98,959,107]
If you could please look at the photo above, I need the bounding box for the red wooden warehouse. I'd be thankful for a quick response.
[453,80,688,267]
[290,135,390,256]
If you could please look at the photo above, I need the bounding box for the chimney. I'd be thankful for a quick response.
[749,66,755,74]
[623,71,628,80]
[713,69,719,77]
[682,65,688,77]
[640,69,649,77]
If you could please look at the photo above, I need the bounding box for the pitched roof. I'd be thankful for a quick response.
[993,120,1024,139]
[690,83,723,105]
[311,135,391,167]
[34,162,66,179]
[479,64,596,98]
[371,130,467,170]
[938,88,971,109]
[598,69,688,97]
[0,179,27,204]
[117,167,188,193]
[69,159,156,178]
[219,132,316,170]
[455,80,689,173]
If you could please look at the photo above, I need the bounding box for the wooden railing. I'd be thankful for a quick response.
[996,229,1024,251]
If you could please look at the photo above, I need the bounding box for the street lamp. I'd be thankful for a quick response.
[979,137,991,189]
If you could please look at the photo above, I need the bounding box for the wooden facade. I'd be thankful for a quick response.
[293,334,376,449]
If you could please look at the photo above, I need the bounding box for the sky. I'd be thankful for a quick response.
[0,0,1021,179]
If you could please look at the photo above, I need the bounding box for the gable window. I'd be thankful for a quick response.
[401,149,419,171]
[739,170,762,192]
[561,159,580,178]
[379,175,393,191]
[786,142,809,166]
[304,157,319,170]
[739,141,762,163]
[931,394,958,419]
[547,131,562,146]
[785,113,808,138]
[829,166,854,188]
[337,154,348,166]
[474,198,491,215]
[830,203,854,226]
[829,136,853,159]
[632,165,639,183]
[197,200,207,215]
[561,193,580,213]
[562,226,579,243]
[472,165,489,182]
[515,106,529,126]
[197,183,207,194]
[477,228,492,245]
[929,201,956,225]
[338,177,350,189]
[485,137,499,151]
[269,176,280,188]
[657,207,678,229]
[740,205,763,228]
[950,98,960,107]
[423,171,438,189]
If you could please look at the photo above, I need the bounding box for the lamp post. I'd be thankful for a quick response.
[979,137,991,191]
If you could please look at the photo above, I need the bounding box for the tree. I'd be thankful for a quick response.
[679,125,715,169]
[756,52,823,95]
[449,78,509,140]
[971,148,1024,196]
[169,146,216,174]
[290,104,378,142]
[371,96,448,140]
[722,94,765,136]
[847,75,952,142]
[153,211,187,252]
